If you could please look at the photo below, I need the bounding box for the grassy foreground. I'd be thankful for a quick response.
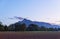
[0,31,59,39]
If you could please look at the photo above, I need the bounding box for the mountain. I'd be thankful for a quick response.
[15,19,60,28]
[17,19,32,26]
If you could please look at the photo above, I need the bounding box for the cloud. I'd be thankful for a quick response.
[8,16,24,20]
[8,18,14,19]
[56,21,60,22]
[14,16,24,20]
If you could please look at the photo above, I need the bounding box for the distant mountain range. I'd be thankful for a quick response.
[15,18,60,28]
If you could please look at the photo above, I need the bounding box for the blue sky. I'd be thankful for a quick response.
[0,0,60,25]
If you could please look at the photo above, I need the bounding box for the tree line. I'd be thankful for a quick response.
[0,22,60,31]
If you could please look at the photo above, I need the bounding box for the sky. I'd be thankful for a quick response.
[0,0,60,25]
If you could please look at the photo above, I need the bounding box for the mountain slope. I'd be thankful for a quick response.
[15,19,60,28]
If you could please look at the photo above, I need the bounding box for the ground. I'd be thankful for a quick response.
[0,31,60,39]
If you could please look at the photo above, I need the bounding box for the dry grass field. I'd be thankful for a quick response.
[0,31,60,39]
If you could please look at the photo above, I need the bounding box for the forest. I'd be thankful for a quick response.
[0,21,60,31]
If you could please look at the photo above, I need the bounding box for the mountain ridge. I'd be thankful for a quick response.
[15,18,60,28]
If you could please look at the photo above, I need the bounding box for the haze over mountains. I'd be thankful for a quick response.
[15,18,60,28]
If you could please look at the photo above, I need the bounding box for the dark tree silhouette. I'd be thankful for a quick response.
[15,23,21,31]
[39,26,47,31]
[0,21,59,31]
[0,22,4,31]
[26,24,39,31]
[47,28,55,31]
[15,23,26,31]
[4,25,8,31]
[8,24,15,31]
[20,23,26,31]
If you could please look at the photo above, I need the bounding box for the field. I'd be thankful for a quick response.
[0,31,60,39]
